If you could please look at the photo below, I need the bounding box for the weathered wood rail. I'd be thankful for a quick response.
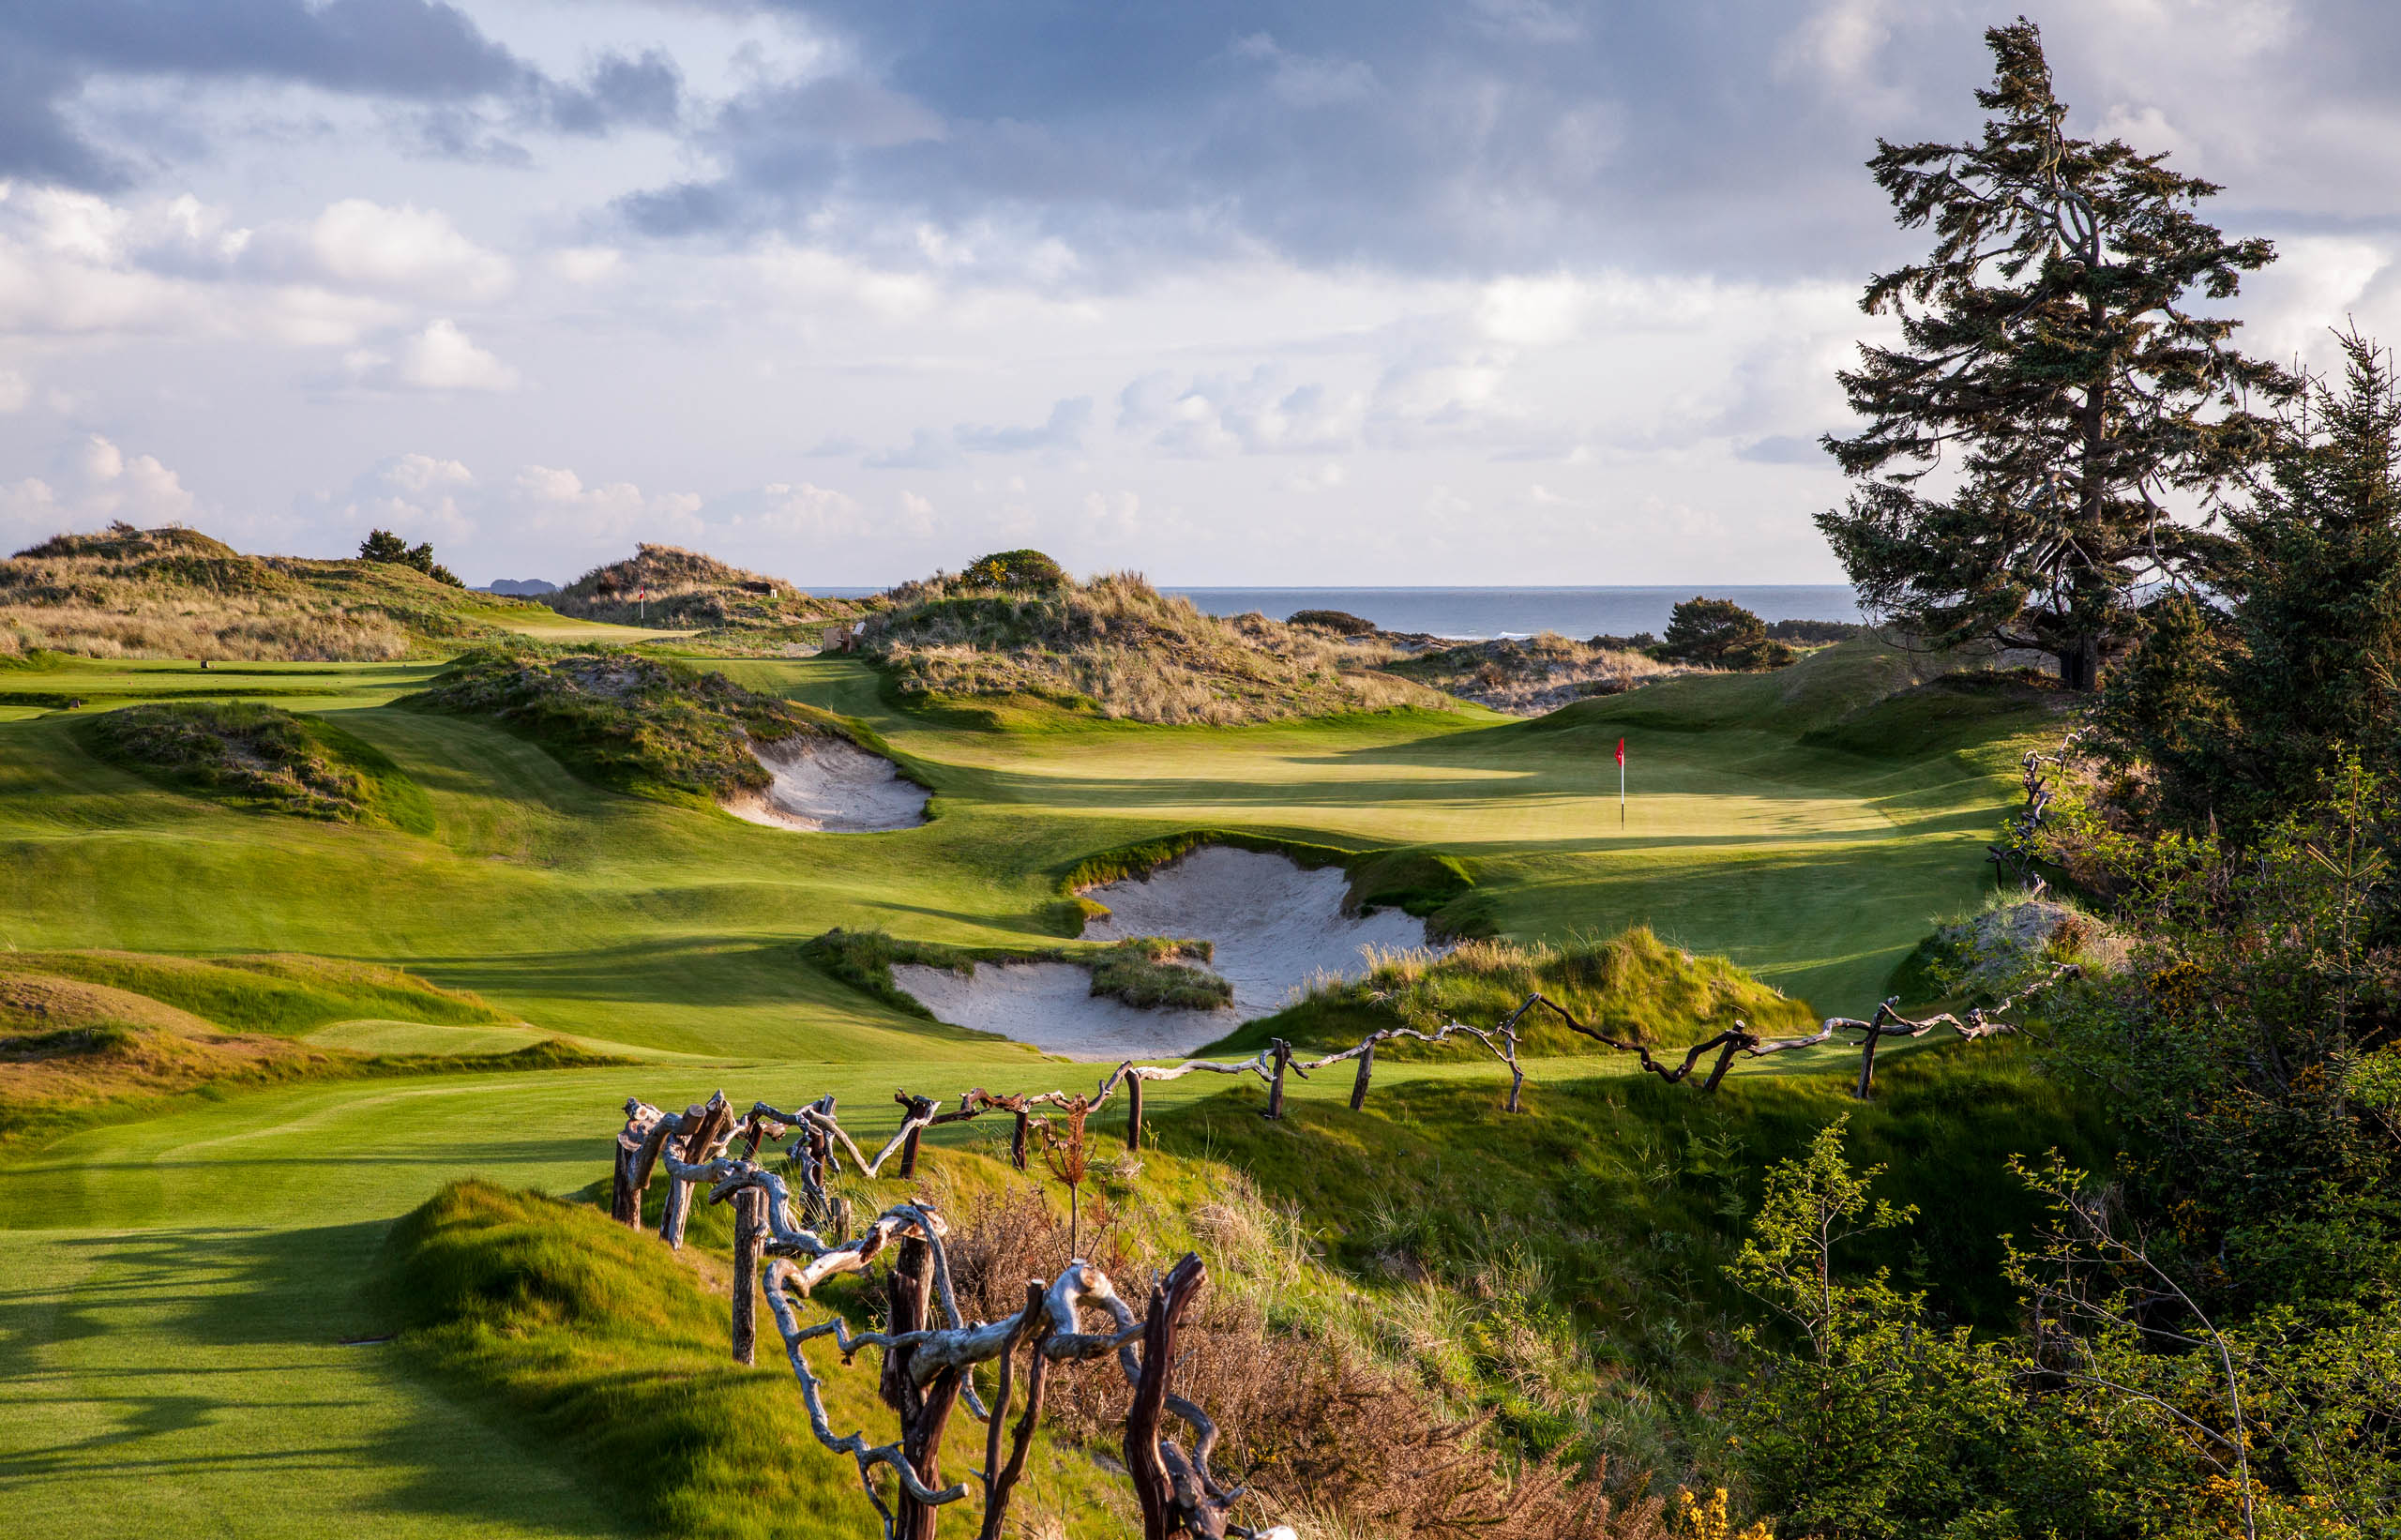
[600,971,2071,1536]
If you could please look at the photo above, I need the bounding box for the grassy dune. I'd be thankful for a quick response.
[0,628,2074,1537]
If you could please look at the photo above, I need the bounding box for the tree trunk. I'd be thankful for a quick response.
[731,1187,764,1366]
[2060,633,2102,691]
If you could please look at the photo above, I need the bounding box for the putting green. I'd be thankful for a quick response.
[0,637,2066,1536]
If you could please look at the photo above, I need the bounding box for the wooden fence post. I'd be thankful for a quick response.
[896,1093,934,1179]
[1010,1110,1029,1171]
[1125,1073,1145,1150]
[882,1235,962,1540]
[731,1186,764,1366]
[1263,1039,1292,1120]
[1854,1025,1882,1102]
[1349,1040,1375,1111]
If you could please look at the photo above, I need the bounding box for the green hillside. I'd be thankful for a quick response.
[0,625,2071,1538]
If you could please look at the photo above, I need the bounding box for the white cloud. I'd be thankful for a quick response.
[510,464,702,542]
[0,370,28,413]
[309,201,513,301]
[1282,461,1348,492]
[551,247,624,285]
[390,320,521,392]
[1,432,197,545]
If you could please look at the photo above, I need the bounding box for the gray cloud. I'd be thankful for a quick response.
[545,50,683,136]
[955,397,1091,454]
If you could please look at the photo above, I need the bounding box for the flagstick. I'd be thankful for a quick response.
[1620,756,1625,827]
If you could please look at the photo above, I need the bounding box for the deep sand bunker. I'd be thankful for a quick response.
[894,846,1435,1058]
[724,734,928,833]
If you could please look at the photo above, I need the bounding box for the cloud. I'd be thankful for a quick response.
[1121,367,1362,457]
[1734,433,1827,464]
[342,319,519,392]
[0,0,534,188]
[305,200,511,301]
[954,396,1091,454]
[1,431,196,543]
[866,428,964,471]
[0,369,28,413]
[325,452,477,544]
[545,50,683,135]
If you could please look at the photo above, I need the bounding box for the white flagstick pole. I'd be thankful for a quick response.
[1620,753,1625,826]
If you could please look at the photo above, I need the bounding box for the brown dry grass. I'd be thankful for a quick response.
[939,1182,1667,1540]
[1,522,520,661]
[866,571,1453,725]
[545,544,874,631]
[1386,633,1697,717]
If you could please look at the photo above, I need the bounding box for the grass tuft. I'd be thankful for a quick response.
[78,701,434,830]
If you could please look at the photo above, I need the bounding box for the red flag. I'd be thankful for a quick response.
[1615,737,1625,767]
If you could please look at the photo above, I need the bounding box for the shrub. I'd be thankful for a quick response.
[358,528,462,587]
[1288,609,1379,636]
[1655,599,1794,671]
[960,548,1068,588]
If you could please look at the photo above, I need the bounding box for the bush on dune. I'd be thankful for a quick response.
[544,543,874,632]
[402,646,842,805]
[1386,632,1695,717]
[865,568,1453,725]
[1229,926,1816,1058]
[81,701,433,830]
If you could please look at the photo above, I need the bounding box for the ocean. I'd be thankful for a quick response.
[804,583,1863,641]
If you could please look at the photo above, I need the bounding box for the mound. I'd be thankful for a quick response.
[723,732,929,832]
[863,570,1456,724]
[544,543,873,633]
[79,701,433,830]
[1,521,543,661]
[1387,632,1697,716]
[1215,925,1818,1059]
[401,647,848,808]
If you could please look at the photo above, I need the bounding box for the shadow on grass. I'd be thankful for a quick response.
[0,1218,633,1534]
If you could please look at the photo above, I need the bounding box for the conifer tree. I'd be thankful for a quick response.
[1817,18,2289,689]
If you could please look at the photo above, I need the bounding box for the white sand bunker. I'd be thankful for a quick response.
[893,846,1438,1059]
[894,961,1236,1060]
[724,733,929,833]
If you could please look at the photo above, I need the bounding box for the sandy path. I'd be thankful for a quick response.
[723,733,929,832]
[892,846,1438,1058]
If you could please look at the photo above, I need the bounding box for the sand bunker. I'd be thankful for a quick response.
[724,733,929,833]
[893,846,1438,1058]
[894,961,1237,1060]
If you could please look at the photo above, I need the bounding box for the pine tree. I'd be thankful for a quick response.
[1817,19,2289,689]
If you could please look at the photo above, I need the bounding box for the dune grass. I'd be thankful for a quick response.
[79,701,435,831]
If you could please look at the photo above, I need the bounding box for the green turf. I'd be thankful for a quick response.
[0,635,2072,1536]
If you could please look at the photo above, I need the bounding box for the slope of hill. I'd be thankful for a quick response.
[864,568,1457,724]
[542,544,874,636]
[1,523,549,661]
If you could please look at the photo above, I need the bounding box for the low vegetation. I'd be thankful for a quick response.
[80,701,433,830]
[402,646,847,806]
[1085,936,1230,1010]
[1386,633,1693,716]
[864,567,1454,724]
[0,522,543,661]
[1219,927,1817,1058]
[545,544,875,633]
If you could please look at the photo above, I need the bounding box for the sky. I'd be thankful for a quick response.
[2,1,2398,588]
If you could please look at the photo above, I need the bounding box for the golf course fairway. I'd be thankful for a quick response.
[0,637,2068,1536]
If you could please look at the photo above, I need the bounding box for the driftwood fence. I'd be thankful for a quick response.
[601,974,2068,1537]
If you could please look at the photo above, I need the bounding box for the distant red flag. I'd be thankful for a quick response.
[1615,737,1625,767]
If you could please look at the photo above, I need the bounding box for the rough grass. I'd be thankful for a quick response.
[546,544,876,632]
[1,523,544,661]
[1387,632,1699,716]
[865,570,1457,724]
[1062,831,1478,931]
[3,949,510,1034]
[78,701,434,830]
[400,646,845,806]
[1214,926,1818,1058]
[1086,936,1229,1010]
[375,1176,1123,1540]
